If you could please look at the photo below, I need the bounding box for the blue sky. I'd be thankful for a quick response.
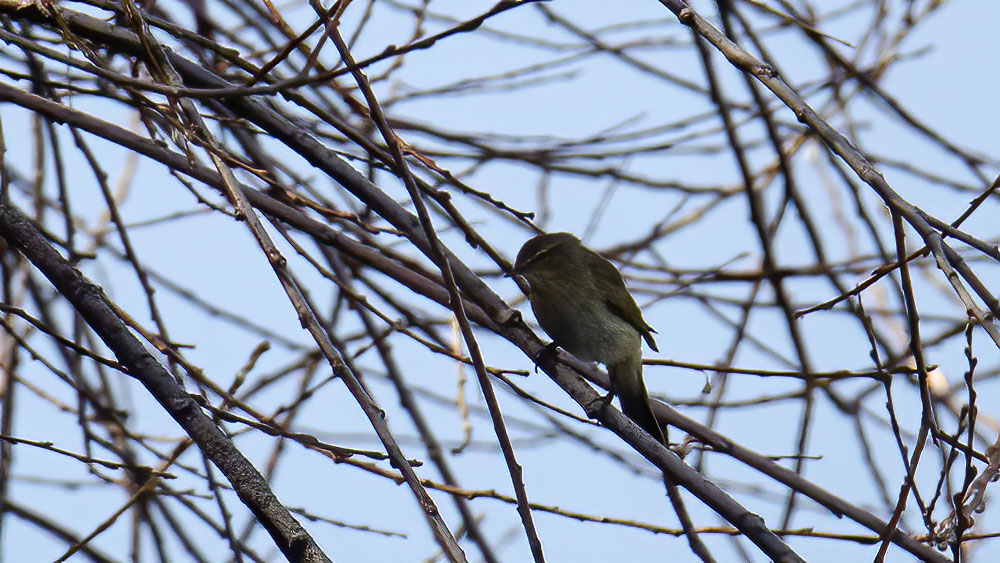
[3,1,999,561]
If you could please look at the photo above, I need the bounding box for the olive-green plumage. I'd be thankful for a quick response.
[511,232,663,442]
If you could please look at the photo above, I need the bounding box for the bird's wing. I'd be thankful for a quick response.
[592,250,659,352]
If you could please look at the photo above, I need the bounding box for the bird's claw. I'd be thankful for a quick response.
[597,389,616,410]
[532,342,560,373]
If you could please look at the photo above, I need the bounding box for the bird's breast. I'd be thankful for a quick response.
[528,284,640,366]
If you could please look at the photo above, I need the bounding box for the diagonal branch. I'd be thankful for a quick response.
[0,202,331,563]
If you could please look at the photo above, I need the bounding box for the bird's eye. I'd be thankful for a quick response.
[529,246,555,264]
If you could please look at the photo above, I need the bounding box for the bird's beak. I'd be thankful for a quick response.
[504,265,522,278]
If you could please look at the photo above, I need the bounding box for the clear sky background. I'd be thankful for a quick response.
[3,1,1000,562]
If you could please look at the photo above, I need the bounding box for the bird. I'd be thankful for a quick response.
[509,232,663,442]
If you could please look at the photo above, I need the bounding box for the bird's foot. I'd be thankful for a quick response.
[584,389,617,421]
[597,388,616,410]
[501,308,524,327]
[531,342,560,373]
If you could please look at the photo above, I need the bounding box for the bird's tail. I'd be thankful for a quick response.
[609,356,664,443]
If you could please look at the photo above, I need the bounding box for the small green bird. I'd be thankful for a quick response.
[510,232,663,442]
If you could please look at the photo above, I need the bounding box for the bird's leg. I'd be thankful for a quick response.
[597,378,618,411]
[531,342,560,373]
[583,380,619,423]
